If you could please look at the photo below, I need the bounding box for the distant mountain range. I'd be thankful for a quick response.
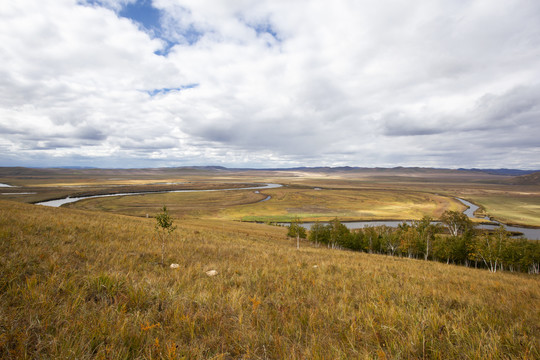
[458,168,538,176]
[255,166,538,175]
[1,165,539,177]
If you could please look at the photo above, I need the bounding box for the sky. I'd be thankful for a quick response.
[1,0,540,169]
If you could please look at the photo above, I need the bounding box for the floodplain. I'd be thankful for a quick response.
[2,166,539,227]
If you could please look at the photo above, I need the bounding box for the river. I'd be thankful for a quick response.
[456,198,540,240]
[290,198,540,240]
[36,183,282,207]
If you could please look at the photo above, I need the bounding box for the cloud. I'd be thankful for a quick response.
[74,126,107,141]
[0,0,539,168]
[382,113,448,137]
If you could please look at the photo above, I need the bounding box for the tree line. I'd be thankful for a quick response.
[288,211,540,274]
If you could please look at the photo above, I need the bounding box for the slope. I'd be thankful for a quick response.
[0,200,539,359]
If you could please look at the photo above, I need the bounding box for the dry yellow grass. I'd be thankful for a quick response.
[1,199,539,359]
[68,189,266,219]
[66,187,465,223]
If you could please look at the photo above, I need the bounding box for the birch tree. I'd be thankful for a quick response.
[470,226,507,272]
[440,210,472,237]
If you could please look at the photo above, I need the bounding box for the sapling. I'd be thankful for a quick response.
[155,206,177,265]
[287,217,306,250]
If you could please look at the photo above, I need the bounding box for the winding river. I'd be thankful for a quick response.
[34,183,539,239]
[456,198,540,240]
[293,198,540,240]
[36,183,282,207]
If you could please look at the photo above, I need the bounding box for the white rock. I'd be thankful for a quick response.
[205,270,218,276]
[170,263,180,269]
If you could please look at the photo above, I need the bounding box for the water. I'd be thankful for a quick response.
[456,198,490,220]
[294,220,410,230]
[0,183,15,187]
[36,183,282,207]
[475,223,540,240]
[285,198,540,240]
[253,190,272,202]
[456,198,540,239]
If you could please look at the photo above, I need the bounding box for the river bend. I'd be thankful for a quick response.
[36,183,282,207]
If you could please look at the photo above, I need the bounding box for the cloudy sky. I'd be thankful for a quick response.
[1,0,539,169]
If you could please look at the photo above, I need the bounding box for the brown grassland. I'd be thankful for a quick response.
[1,199,539,359]
[67,188,465,223]
[1,167,540,358]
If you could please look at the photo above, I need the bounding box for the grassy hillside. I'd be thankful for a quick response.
[511,171,540,186]
[1,200,539,359]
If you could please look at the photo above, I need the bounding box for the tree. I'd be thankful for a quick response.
[383,226,399,255]
[288,217,306,249]
[348,229,367,252]
[521,240,540,274]
[328,218,350,249]
[440,210,473,237]
[155,206,177,265]
[400,227,419,258]
[364,226,378,253]
[413,216,440,261]
[309,221,329,245]
[470,226,507,272]
[433,234,452,263]
[372,225,390,254]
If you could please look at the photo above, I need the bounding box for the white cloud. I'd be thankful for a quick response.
[0,0,539,168]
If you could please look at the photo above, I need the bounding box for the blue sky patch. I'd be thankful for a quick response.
[235,14,280,43]
[81,0,203,55]
[81,0,163,33]
[252,22,279,41]
[153,40,176,56]
[179,25,203,45]
[153,25,203,55]
[117,1,203,51]
[119,0,161,32]
[145,84,199,97]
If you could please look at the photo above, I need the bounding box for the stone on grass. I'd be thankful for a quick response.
[170,263,180,269]
[205,270,218,277]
